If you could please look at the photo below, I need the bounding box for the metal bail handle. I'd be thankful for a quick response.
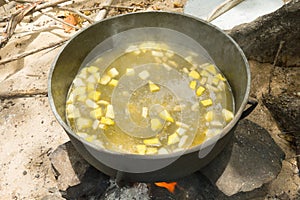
[240,99,258,119]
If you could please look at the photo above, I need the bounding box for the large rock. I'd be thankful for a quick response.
[49,142,90,191]
[201,119,285,196]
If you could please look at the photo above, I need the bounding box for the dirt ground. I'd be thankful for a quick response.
[0,0,299,199]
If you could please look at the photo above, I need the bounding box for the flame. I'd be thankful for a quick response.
[154,182,177,193]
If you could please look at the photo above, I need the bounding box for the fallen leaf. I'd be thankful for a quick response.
[63,14,77,33]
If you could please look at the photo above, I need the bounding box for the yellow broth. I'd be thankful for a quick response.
[66,42,235,155]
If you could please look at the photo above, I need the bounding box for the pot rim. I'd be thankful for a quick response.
[48,11,250,160]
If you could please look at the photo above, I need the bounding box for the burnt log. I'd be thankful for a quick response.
[228,1,300,67]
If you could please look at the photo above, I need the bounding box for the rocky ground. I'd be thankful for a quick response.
[0,0,299,199]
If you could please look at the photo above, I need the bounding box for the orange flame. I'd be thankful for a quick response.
[154,182,177,193]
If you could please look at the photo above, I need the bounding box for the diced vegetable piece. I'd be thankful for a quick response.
[67,107,81,119]
[90,107,102,119]
[189,80,197,90]
[206,84,219,92]
[205,64,217,75]
[142,107,148,118]
[210,121,223,127]
[176,121,190,129]
[87,66,99,73]
[185,56,193,63]
[133,50,141,55]
[176,127,187,136]
[200,99,213,107]
[107,68,119,78]
[86,99,99,108]
[78,69,88,79]
[88,91,101,101]
[86,82,95,92]
[92,120,99,130]
[73,78,85,87]
[143,138,161,147]
[212,77,220,86]
[162,63,172,71]
[158,147,169,154]
[183,67,189,74]
[125,45,138,53]
[159,109,174,123]
[136,145,146,155]
[196,86,205,96]
[150,118,163,131]
[72,87,86,96]
[86,74,96,83]
[97,100,110,106]
[200,70,210,77]
[168,133,180,145]
[108,79,118,87]
[76,118,92,130]
[146,147,158,155]
[138,70,150,80]
[216,73,226,81]
[99,74,111,85]
[85,135,96,142]
[191,103,199,111]
[173,104,186,112]
[66,93,74,104]
[199,77,207,85]
[165,50,174,57]
[178,135,188,148]
[126,68,135,76]
[205,111,214,122]
[149,81,160,92]
[199,63,210,68]
[222,109,234,122]
[168,60,178,68]
[152,50,164,57]
[100,117,115,125]
[189,70,200,79]
[77,94,87,102]
[77,132,88,138]
[105,104,115,119]
[98,124,107,130]
[154,57,162,63]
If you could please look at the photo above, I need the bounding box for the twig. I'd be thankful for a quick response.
[57,6,95,23]
[95,0,114,21]
[13,0,46,3]
[0,2,37,47]
[41,11,80,30]
[1,0,70,48]
[14,25,63,38]
[267,41,285,94]
[34,0,69,11]
[0,38,68,65]
[79,5,143,11]
[0,89,48,100]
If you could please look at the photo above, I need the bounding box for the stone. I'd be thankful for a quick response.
[49,141,90,191]
[201,119,285,196]
[228,1,300,67]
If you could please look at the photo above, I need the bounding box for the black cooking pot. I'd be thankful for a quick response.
[48,11,256,182]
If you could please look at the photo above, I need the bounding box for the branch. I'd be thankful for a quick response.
[0,89,47,100]
[0,38,68,65]
[41,11,80,30]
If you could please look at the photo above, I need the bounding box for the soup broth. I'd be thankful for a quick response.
[66,41,235,155]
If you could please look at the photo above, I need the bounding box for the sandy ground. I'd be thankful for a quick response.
[0,0,299,199]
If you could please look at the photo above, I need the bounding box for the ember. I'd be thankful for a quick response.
[154,182,177,193]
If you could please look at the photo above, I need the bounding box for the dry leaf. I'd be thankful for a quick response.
[63,14,77,33]
[173,2,183,8]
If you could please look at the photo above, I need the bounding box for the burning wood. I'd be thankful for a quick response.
[154,182,177,193]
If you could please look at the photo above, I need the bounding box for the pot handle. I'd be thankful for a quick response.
[240,99,258,119]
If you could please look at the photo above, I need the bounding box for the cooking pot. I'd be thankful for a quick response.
[48,11,257,182]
